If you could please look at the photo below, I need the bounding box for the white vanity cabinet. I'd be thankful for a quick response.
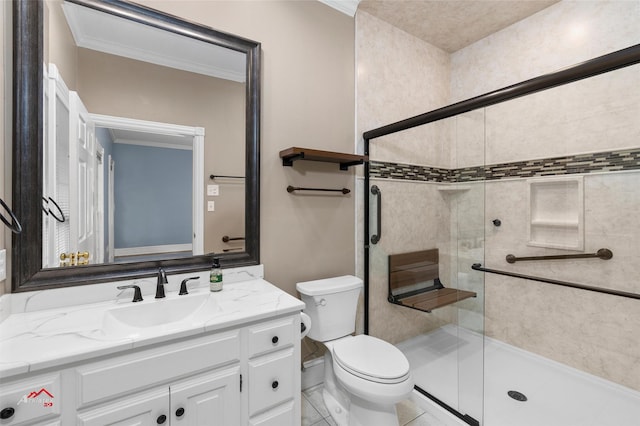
[0,312,301,426]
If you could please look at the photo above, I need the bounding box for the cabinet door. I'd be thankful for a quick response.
[170,367,240,426]
[77,387,169,426]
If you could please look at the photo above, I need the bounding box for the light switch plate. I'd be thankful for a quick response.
[207,201,215,212]
[207,184,219,196]
[0,249,6,281]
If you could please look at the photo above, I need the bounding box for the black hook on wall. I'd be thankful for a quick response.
[0,197,22,234]
[42,197,66,223]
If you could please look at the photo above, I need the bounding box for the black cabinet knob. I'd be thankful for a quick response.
[176,407,185,417]
[271,336,279,344]
[272,380,279,389]
[0,408,15,419]
[157,414,167,424]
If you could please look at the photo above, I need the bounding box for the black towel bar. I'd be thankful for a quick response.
[0,197,22,234]
[222,236,245,242]
[42,197,65,223]
[210,174,244,180]
[286,185,350,194]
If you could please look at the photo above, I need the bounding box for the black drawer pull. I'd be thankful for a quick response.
[0,408,15,419]
[176,407,185,417]
[271,336,279,344]
[157,414,167,424]
[272,380,279,389]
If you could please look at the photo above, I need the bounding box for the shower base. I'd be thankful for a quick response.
[397,325,640,426]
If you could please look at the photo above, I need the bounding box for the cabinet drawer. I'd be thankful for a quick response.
[248,348,295,416]
[247,316,295,358]
[77,387,168,426]
[76,330,239,408]
[0,373,60,425]
[249,401,296,426]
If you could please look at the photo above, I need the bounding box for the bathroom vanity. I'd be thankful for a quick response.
[0,269,304,426]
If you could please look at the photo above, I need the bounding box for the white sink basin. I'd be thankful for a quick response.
[103,292,221,331]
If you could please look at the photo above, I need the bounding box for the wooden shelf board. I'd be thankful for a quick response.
[396,288,476,312]
[279,147,367,170]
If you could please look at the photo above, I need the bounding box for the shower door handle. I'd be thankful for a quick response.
[371,185,381,244]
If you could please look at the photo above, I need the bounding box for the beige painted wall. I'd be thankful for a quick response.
[45,0,78,90]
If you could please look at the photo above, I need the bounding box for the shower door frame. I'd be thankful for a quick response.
[362,43,640,425]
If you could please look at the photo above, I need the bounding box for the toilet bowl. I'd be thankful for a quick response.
[297,276,414,426]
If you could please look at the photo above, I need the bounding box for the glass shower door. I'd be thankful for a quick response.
[366,109,486,424]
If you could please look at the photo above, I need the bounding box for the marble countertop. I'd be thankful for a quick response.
[0,276,304,379]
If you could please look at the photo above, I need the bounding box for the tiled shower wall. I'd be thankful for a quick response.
[357,0,640,391]
[356,11,454,341]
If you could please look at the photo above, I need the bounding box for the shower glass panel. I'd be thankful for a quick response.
[478,62,640,426]
[367,109,487,424]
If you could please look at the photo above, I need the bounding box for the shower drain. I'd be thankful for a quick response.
[507,390,528,402]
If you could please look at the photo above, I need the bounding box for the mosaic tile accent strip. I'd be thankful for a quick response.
[370,161,452,182]
[370,148,640,183]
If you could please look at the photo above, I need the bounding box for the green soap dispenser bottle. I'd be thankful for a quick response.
[209,258,223,292]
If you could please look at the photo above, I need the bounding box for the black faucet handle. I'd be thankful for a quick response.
[158,267,168,283]
[117,285,143,302]
[179,276,200,295]
[156,268,168,298]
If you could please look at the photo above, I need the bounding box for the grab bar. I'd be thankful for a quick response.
[286,185,350,194]
[0,197,22,234]
[506,248,613,263]
[371,185,381,244]
[471,263,640,300]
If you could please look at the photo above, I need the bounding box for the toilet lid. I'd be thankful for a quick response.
[332,335,410,384]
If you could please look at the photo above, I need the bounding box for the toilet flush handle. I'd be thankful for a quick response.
[315,298,327,307]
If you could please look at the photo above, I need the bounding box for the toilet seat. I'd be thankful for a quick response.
[332,335,410,384]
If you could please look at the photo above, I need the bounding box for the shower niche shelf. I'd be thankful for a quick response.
[527,177,584,250]
[279,147,367,170]
[388,249,476,313]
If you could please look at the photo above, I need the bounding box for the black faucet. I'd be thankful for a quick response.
[117,284,143,302]
[156,267,168,298]
[179,276,200,295]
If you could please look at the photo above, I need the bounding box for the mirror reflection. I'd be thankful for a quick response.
[42,0,246,268]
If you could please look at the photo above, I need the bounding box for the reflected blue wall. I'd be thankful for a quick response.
[113,143,192,248]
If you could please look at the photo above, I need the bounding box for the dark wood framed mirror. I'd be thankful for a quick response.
[12,0,261,291]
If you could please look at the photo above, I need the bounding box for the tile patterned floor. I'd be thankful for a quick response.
[302,384,450,426]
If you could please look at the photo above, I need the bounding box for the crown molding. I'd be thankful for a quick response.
[318,0,360,17]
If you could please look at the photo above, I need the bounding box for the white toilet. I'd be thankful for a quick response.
[297,275,414,426]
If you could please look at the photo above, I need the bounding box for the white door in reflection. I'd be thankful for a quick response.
[70,92,97,265]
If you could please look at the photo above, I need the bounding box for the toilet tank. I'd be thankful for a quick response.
[296,275,363,342]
